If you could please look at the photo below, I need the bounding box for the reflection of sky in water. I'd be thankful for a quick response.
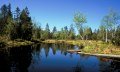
[0,44,119,72]
[74,46,79,50]
[28,47,101,72]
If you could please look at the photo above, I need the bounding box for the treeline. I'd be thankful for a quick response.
[0,4,120,45]
[0,4,32,40]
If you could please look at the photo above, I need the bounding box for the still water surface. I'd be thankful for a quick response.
[0,43,120,72]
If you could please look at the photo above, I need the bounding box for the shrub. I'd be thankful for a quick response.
[111,38,120,46]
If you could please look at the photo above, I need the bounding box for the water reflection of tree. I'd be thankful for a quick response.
[0,49,10,72]
[73,65,82,72]
[110,58,120,72]
[73,54,82,72]
[51,44,58,55]
[9,46,32,72]
[58,43,74,55]
[0,45,32,72]
[32,44,42,53]
[43,44,50,58]
[32,44,42,64]
[99,57,120,72]
[40,43,75,56]
[1,43,77,72]
[79,54,89,59]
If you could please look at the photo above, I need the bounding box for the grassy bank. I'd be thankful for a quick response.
[42,39,120,55]
[6,40,34,47]
[0,40,34,48]
[0,36,38,48]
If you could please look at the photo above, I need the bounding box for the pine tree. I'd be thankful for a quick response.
[69,24,75,39]
[52,26,57,39]
[20,7,33,40]
[0,4,8,35]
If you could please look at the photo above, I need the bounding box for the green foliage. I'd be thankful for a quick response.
[73,12,87,26]
[101,10,120,42]
[112,26,120,46]
[52,26,57,39]
[83,27,92,40]
[40,23,52,39]
[0,4,33,40]
[68,24,75,39]
[73,12,87,40]
[0,4,8,35]
[0,3,120,47]
[36,27,41,39]
[20,8,33,40]
[91,29,98,40]
[98,25,106,41]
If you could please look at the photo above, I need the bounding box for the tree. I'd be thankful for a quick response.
[0,4,14,39]
[36,26,41,39]
[5,3,14,39]
[64,26,68,39]
[59,28,66,39]
[52,26,57,39]
[73,12,87,40]
[45,23,50,32]
[112,26,120,46]
[7,4,12,18]
[15,7,20,23]
[1,4,7,18]
[52,26,57,33]
[0,4,35,40]
[101,10,120,42]
[0,4,8,35]
[32,23,42,39]
[98,24,106,41]
[14,7,21,39]
[69,24,75,39]
[43,23,51,39]
[92,29,97,40]
[20,7,33,40]
[109,10,120,38]
[84,27,92,40]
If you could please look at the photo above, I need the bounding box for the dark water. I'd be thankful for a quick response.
[0,43,120,72]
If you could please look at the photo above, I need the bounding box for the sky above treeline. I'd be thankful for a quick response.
[0,0,120,32]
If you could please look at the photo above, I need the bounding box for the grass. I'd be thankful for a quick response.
[1,35,120,55]
[42,39,120,55]
[6,40,34,47]
[0,36,34,48]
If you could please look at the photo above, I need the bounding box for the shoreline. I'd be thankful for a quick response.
[0,39,41,48]
[42,39,120,55]
[78,52,120,58]
[1,39,120,58]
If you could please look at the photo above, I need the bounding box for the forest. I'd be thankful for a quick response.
[0,4,120,46]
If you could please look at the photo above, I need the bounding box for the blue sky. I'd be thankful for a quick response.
[0,0,120,32]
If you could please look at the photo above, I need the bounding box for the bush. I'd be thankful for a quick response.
[111,38,120,46]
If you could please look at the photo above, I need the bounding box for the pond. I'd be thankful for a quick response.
[0,43,120,72]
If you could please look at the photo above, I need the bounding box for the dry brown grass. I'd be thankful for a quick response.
[43,39,120,55]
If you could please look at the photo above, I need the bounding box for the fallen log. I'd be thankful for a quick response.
[67,50,81,53]
[77,52,120,58]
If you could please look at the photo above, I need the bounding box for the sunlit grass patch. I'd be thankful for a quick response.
[43,39,120,55]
